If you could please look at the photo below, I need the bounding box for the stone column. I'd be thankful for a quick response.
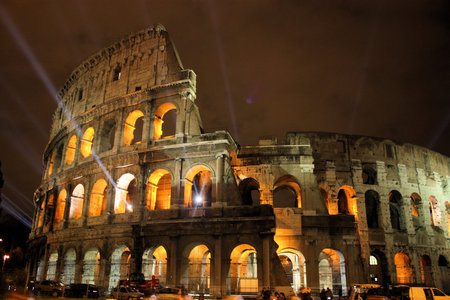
[167,236,178,287]
[213,154,224,207]
[262,234,271,288]
[74,244,84,284]
[63,183,72,229]
[55,245,64,282]
[40,245,49,281]
[171,158,183,209]
[211,235,223,298]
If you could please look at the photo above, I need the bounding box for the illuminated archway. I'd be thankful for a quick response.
[82,248,101,285]
[36,256,44,281]
[89,179,107,217]
[46,251,58,280]
[429,196,442,226]
[394,252,414,284]
[273,175,301,208]
[115,173,136,214]
[146,169,172,210]
[123,110,144,146]
[55,189,67,223]
[65,135,77,165]
[154,103,177,140]
[228,244,258,295]
[410,193,421,217]
[62,248,76,284]
[181,244,211,293]
[37,200,45,228]
[46,151,55,178]
[142,246,168,286]
[278,248,306,292]
[184,166,213,208]
[109,245,131,292]
[80,127,95,158]
[338,186,357,215]
[319,249,347,295]
[69,184,84,219]
[420,255,434,286]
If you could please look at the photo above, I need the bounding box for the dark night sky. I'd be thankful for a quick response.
[0,0,449,226]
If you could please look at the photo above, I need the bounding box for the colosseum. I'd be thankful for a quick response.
[26,24,450,297]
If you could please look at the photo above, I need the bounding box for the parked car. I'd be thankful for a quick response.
[111,286,144,299]
[390,285,450,300]
[64,283,100,298]
[34,280,64,297]
[349,284,388,300]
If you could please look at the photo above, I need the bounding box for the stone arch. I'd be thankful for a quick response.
[318,249,347,295]
[362,165,377,185]
[365,190,380,228]
[420,255,434,286]
[429,196,442,226]
[123,110,144,146]
[146,169,172,210]
[180,244,211,293]
[82,247,101,285]
[36,255,45,281]
[46,250,58,280]
[389,190,404,230]
[369,250,389,285]
[394,251,414,284]
[115,173,137,214]
[55,188,67,223]
[337,186,357,215]
[65,135,77,165]
[46,151,55,178]
[69,184,84,219]
[277,248,307,293]
[228,244,258,295]
[89,179,107,217]
[53,144,64,172]
[184,165,213,208]
[62,248,77,284]
[273,175,301,208]
[80,127,95,158]
[37,199,45,228]
[99,118,116,152]
[410,193,422,217]
[109,245,131,293]
[142,245,168,286]
[154,102,177,140]
[239,177,260,206]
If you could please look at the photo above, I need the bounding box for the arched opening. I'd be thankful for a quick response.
[321,188,334,214]
[62,248,76,284]
[389,191,403,230]
[429,196,442,226]
[99,119,116,152]
[115,173,136,214]
[109,245,131,293]
[365,190,380,228]
[181,244,211,294]
[362,166,377,185]
[46,251,58,280]
[36,256,44,281]
[184,166,213,208]
[394,252,414,284]
[410,193,421,217]
[154,103,177,140]
[142,246,168,287]
[278,249,307,293]
[69,184,84,219]
[37,200,45,228]
[369,250,389,285]
[82,248,101,285]
[46,151,55,178]
[338,186,357,215]
[146,169,172,210]
[54,144,63,172]
[273,175,301,208]
[80,127,95,158]
[55,189,67,223]
[123,110,144,146]
[420,255,434,286]
[318,249,347,296]
[438,255,449,293]
[45,193,55,226]
[65,135,77,165]
[239,178,260,206]
[89,179,107,217]
[228,244,258,295]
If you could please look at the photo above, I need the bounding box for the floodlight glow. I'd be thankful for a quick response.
[195,195,203,204]
[126,204,133,212]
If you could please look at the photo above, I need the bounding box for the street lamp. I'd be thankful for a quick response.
[2,254,9,272]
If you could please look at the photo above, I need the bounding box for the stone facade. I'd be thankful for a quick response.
[27,25,450,297]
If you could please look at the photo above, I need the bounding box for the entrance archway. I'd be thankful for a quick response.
[319,249,347,295]
[181,244,211,294]
[278,249,306,293]
[228,244,258,295]
[142,246,168,286]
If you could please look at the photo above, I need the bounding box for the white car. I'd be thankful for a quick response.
[111,286,144,300]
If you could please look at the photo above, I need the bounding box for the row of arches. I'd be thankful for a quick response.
[36,243,350,296]
[45,105,177,179]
